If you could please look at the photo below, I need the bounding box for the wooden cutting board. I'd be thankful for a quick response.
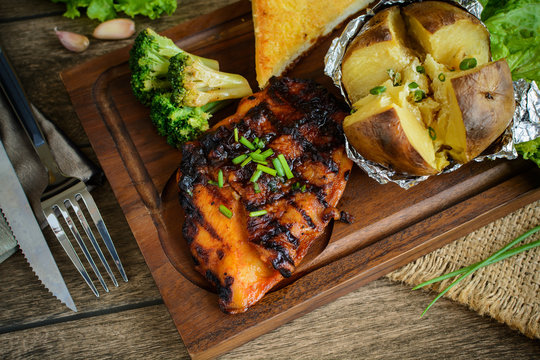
[60,1,540,358]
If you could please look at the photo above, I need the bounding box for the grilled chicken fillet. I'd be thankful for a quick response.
[177,77,353,313]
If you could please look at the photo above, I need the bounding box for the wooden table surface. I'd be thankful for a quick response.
[0,1,538,359]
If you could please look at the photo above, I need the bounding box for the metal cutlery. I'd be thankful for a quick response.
[0,46,127,299]
[0,138,77,311]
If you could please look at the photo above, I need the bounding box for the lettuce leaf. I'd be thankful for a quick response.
[515,138,540,168]
[115,0,176,20]
[481,0,540,82]
[87,0,117,22]
[51,0,176,21]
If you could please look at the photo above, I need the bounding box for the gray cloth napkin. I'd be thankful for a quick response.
[0,90,102,263]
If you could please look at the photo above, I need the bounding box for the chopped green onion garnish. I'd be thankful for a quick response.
[219,205,233,218]
[250,152,266,161]
[301,184,307,192]
[416,65,425,74]
[250,169,263,182]
[249,210,268,217]
[350,108,357,114]
[277,154,294,179]
[387,69,402,86]
[253,159,269,165]
[408,82,419,89]
[369,85,386,95]
[257,164,277,176]
[438,73,446,82]
[208,180,218,186]
[232,154,248,165]
[261,148,274,158]
[257,139,265,149]
[240,136,255,150]
[292,182,300,190]
[428,126,436,140]
[459,57,477,70]
[272,158,285,177]
[240,157,252,167]
[253,182,261,193]
[253,137,260,148]
[234,127,239,142]
[413,89,425,102]
[218,170,224,188]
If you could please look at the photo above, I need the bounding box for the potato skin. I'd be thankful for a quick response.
[344,108,439,176]
[344,6,395,52]
[452,59,515,161]
[341,6,412,102]
[402,1,483,34]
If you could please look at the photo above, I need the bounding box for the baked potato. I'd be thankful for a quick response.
[341,1,514,176]
[430,59,515,163]
[344,82,448,175]
[341,6,413,102]
[403,1,490,71]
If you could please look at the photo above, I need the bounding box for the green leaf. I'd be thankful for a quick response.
[51,0,176,21]
[114,0,177,20]
[515,137,540,167]
[52,0,91,18]
[482,0,540,82]
[87,0,117,22]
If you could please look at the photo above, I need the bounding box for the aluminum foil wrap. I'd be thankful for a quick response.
[324,0,540,189]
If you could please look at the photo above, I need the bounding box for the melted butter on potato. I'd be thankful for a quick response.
[341,1,514,176]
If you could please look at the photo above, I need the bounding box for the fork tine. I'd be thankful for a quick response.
[68,195,118,287]
[56,200,109,293]
[77,188,128,282]
[42,205,100,297]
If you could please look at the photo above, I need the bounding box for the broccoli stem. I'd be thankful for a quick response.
[168,54,253,107]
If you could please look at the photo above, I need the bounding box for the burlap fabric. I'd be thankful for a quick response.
[387,199,540,339]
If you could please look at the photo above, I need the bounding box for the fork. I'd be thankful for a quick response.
[0,47,127,297]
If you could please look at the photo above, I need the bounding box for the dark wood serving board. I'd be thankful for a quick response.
[60,1,540,358]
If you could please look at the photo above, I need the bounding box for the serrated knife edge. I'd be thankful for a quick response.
[0,139,76,312]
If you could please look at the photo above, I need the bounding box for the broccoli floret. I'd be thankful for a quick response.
[150,93,225,148]
[129,28,219,105]
[167,52,253,107]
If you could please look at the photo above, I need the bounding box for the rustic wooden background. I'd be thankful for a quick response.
[0,0,538,358]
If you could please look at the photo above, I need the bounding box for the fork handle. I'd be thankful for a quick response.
[0,46,46,148]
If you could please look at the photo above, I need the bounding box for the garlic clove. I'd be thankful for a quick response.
[54,27,89,53]
[93,19,135,40]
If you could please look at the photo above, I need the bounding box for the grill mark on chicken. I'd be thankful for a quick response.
[181,194,227,245]
[177,77,353,313]
[291,201,316,229]
[206,270,233,305]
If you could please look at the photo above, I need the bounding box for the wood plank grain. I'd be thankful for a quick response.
[59,1,540,358]
[1,280,539,359]
[0,0,64,22]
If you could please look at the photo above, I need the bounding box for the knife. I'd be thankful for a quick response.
[0,138,77,311]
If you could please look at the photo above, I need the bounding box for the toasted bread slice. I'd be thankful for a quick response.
[253,0,374,88]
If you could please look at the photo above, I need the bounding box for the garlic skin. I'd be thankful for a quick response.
[54,28,89,53]
[93,19,135,40]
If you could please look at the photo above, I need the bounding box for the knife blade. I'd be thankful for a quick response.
[0,138,77,311]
